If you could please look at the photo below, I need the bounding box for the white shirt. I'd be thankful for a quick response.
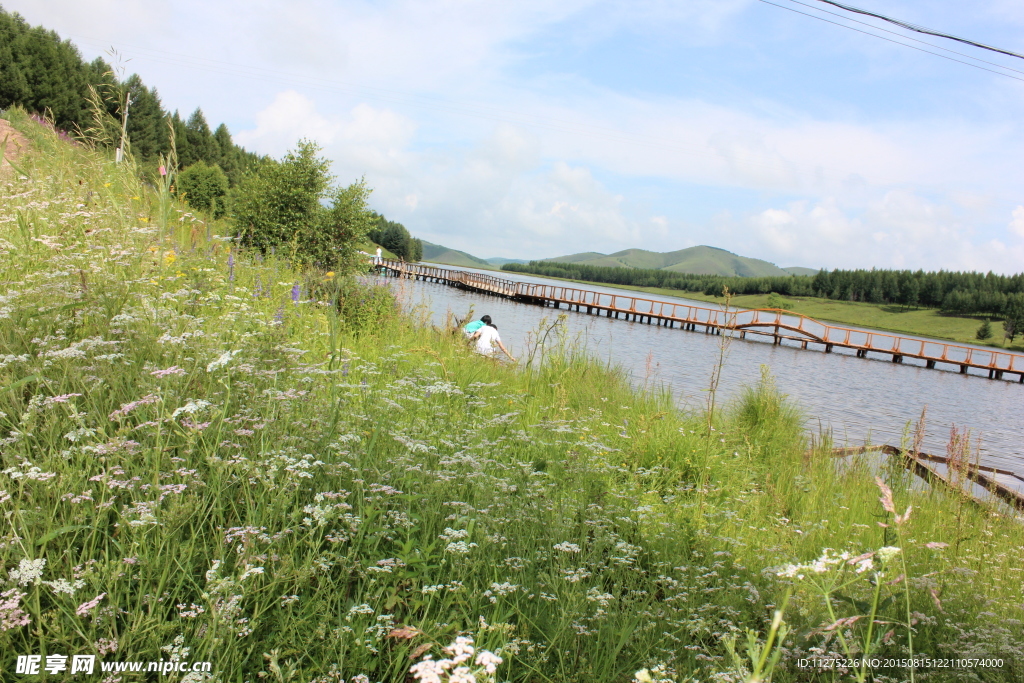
[473,326,501,355]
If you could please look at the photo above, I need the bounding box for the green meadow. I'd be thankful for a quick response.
[2,110,1023,682]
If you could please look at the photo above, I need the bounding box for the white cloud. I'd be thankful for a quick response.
[10,0,1020,268]
[733,192,1024,272]
[1010,206,1024,238]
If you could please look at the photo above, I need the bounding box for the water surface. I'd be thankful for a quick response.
[378,266,1024,478]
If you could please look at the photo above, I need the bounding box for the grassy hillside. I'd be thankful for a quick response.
[421,240,494,269]
[485,257,529,266]
[783,266,819,276]
[542,245,797,277]
[3,111,1024,682]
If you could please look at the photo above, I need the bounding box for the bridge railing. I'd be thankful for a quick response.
[379,260,1024,371]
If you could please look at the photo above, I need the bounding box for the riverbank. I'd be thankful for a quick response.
[3,111,1024,682]
[494,268,1023,352]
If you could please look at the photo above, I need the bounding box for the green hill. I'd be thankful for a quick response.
[486,257,529,266]
[541,245,799,278]
[784,266,820,276]
[421,240,494,269]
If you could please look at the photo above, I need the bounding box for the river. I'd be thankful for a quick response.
[376,264,1024,481]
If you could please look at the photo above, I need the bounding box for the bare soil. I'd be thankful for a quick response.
[0,118,31,175]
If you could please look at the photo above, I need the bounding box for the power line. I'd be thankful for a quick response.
[782,0,1024,77]
[756,0,1024,83]
[807,0,1024,61]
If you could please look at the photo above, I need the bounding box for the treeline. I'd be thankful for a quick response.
[367,215,422,261]
[811,269,1024,316]
[502,261,817,298]
[503,261,1024,319]
[0,6,259,183]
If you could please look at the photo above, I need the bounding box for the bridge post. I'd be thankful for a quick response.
[995,370,1004,379]
[926,360,935,368]
[825,344,833,353]
[892,355,902,363]
[960,365,968,374]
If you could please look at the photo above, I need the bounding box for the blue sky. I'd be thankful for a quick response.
[8,0,1024,270]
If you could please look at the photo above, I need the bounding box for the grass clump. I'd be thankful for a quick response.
[2,110,1024,682]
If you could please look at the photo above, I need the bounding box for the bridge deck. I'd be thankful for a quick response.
[378,260,1024,383]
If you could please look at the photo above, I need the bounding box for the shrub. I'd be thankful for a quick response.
[176,160,228,216]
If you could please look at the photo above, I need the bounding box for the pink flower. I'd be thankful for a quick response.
[0,588,30,631]
[76,593,106,617]
[150,366,186,378]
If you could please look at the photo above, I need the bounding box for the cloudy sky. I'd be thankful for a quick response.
[9,0,1024,270]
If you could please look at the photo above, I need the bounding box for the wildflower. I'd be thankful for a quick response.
[43,578,85,595]
[151,366,186,378]
[228,252,235,281]
[9,558,46,585]
[925,542,949,550]
[172,399,212,419]
[76,593,106,617]
[553,542,580,553]
[291,283,301,303]
[0,588,30,631]
[448,667,476,683]
[445,636,475,664]
[475,651,502,674]
[410,657,448,683]
[206,350,240,373]
[877,546,902,563]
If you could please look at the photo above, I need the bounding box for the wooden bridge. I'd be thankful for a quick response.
[377,260,1024,383]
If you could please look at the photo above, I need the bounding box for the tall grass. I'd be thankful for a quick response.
[2,108,1023,682]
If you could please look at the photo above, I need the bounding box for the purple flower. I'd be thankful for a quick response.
[342,362,349,377]
[228,252,235,281]
[274,306,285,323]
[291,283,301,303]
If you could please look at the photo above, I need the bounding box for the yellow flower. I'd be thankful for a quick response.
[163,251,177,265]
[104,182,111,188]
[132,196,140,200]
[326,271,335,278]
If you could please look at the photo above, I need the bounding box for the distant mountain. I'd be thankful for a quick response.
[421,241,493,269]
[486,257,529,266]
[783,267,819,276]
[541,246,807,278]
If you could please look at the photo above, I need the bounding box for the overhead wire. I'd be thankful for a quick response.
[782,0,1024,76]
[756,0,1024,83]
[807,0,1024,61]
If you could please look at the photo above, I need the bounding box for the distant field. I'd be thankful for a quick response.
[502,271,1024,352]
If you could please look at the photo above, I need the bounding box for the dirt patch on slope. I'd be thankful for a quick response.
[0,118,31,176]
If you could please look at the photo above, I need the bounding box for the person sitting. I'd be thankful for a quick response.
[469,322,515,362]
[463,314,492,338]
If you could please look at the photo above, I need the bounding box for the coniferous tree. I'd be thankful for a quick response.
[181,108,215,168]
[122,74,167,163]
